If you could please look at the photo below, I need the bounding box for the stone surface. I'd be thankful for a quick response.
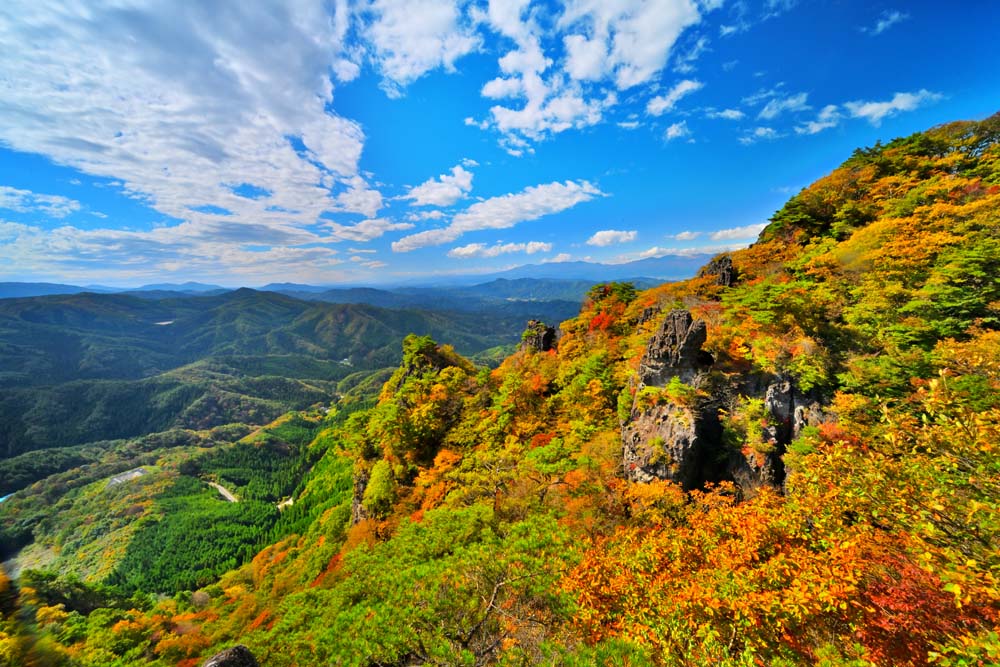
[623,310,722,489]
[520,319,557,352]
[350,466,369,526]
[622,309,830,495]
[202,645,259,667]
[638,310,711,386]
[622,401,722,489]
[700,255,739,287]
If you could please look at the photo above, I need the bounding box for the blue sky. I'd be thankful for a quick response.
[0,0,997,287]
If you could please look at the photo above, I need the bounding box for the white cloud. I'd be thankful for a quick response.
[758,92,810,120]
[0,218,349,285]
[706,108,744,120]
[586,229,637,246]
[332,176,384,218]
[325,218,415,242]
[844,89,942,125]
[447,240,552,258]
[392,180,603,251]
[739,126,781,145]
[347,247,378,254]
[0,186,81,218]
[664,121,691,141]
[617,120,640,130]
[647,79,704,115]
[559,0,703,90]
[742,84,786,106]
[403,165,474,207]
[0,0,387,280]
[477,0,711,151]
[406,210,447,221]
[863,10,909,35]
[365,0,480,94]
[673,230,701,241]
[709,222,767,240]
[674,36,709,74]
[632,242,747,260]
[795,104,842,135]
[564,33,608,81]
[546,252,572,263]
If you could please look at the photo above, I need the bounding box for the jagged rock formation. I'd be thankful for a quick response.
[637,310,713,386]
[623,310,720,489]
[637,306,661,326]
[699,255,738,287]
[622,310,828,494]
[520,320,557,352]
[201,645,259,667]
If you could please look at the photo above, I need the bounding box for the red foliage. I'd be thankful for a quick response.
[588,312,615,332]
[529,433,555,449]
[310,553,342,588]
[854,543,997,666]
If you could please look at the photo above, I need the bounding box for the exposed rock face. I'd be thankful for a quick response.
[622,309,829,495]
[350,466,369,526]
[638,310,712,386]
[202,645,259,667]
[700,255,739,287]
[623,310,720,489]
[623,401,723,488]
[727,377,832,496]
[520,320,557,352]
[637,306,661,326]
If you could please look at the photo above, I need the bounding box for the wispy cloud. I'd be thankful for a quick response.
[709,222,767,240]
[739,126,782,145]
[447,241,552,258]
[706,108,745,120]
[758,92,810,120]
[664,121,692,141]
[795,104,842,135]
[0,186,81,218]
[586,229,637,246]
[392,180,603,252]
[647,80,705,116]
[325,218,414,242]
[845,90,942,125]
[862,10,909,36]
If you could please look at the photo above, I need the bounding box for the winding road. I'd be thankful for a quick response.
[208,482,238,503]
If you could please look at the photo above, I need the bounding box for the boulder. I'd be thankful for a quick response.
[202,645,259,667]
[700,255,738,287]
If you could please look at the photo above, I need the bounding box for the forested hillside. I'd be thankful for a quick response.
[0,289,578,462]
[1,113,998,666]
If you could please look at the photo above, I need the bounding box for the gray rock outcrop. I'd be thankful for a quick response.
[622,309,829,495]
[202,645,259,667]
[520,320,557,352]
[700,255,739,287]
[623,310,720,489]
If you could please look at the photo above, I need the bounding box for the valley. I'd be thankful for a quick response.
[0,113,998,665]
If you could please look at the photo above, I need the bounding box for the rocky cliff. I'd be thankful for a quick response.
[622,308,829,494]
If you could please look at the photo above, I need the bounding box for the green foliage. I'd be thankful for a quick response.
[268,506,577,666]
[586,282,638,305]
[361,460,395,518]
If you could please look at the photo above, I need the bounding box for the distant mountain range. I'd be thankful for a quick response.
[0,251,711,299]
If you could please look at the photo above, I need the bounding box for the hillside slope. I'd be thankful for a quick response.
[1,112,998,666]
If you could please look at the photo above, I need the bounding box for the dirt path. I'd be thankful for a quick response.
[208,481,238,503]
